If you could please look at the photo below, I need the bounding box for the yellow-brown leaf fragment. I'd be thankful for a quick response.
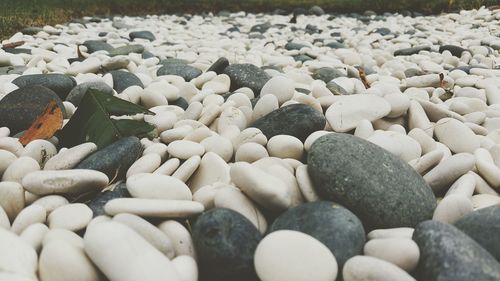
[19,100,63,145]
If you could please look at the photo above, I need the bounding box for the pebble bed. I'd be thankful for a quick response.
[0,5,500,281]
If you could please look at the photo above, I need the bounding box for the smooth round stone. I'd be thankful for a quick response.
[304,131,333,152]
[255,230,338,281]
[104,198,204,218]
[343,255,416,281]
[223,64,271,95]
[157,64,202,81]
[44,142,97,170]
[367,227,415,240]
[129,30,155,41]
[0,138,23,157]
[20,140,57,167]
[455,205,500,260]
[0,206,9,229]
[214,186,268,233]
[192,208,261,281]
[19,223,48,252]
[252,94,279,123]
[235,142,269,163]
[22,169,109,196]
[394,46,431,56]
[260,76,295,104]
[82,40,113,53]
[200,135,233,162]
[295,165,320,202]
[269,201,365,268]
[432,194,473,224]
[43,229,84,249]
[0,181,25,221]
[126,154,162,178]
[2,156,40,183]
[384,93,411,118]
[126,173,192,200]
[266,135,304,160]
[158,220,196,258]
[0,149,16,176]
[12,74,76,99]
[86,182,130,217]
[142,143,168,161]
[308,134,436,228]
[47,203,93,231]
[367,130,422,162]
[413,220,500,281]
[434,118,480,153]
[364,238,420,272]
[75,136,143,180]
[112,213,174,258]
[172,255,198,281]
[39,240,100,281]
[167,140,205,160]
[171,155,201,182]
[109,70,144,93]
[207,57,229,74]
[0,227,38,278]
[84,222,181,281]
[153,158,180,175]
[326,95,391,133]
[250,104,326,142]
[66,81,114,106]
[11,204,46,235]
[230,162,291,210]
[108,44,144,56]
[189,152,230,193]
[423,153,476,193]
[232,127,268,148]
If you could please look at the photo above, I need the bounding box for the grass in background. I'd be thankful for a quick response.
[0,0,498,40]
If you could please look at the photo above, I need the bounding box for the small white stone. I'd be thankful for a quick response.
[0,206,9,229]
[367,227,415,240]
[143,143,169,162]
[22,169,109,195]
[200,135,233,162]
[343,255,416,281]
[153,158,180,176]
[260,76,295,104]
[367,130,422,162]
[408,128,436,155]
[189,152,230,193]
[423,153,476,193]
[0,181,25,221]
[472,194,500,209]
[171,255,198,281]
[171,155,201,182]
[364,238,420,272]
[84,222,181,281]
[0,137,24,156]
[104,198,204,218]
[254,230,338,281]
[266,135,304,160]
[43,228,84,249]
[408,101,433,136]
[44,142,97,170]
[11,204,46,235]
[252,94,279,122]
[232,127,268,149]
[384,93,410,118]
[48,203,93,232]
[144,111,177,133]
[0,149,17,177]
[20,140,57,167]
[19,223,48,252]
[230,162,291,210]
[158,220,196,259]
[434,118,480,153]
[304,131,333,152]
[32,195,69,214]
[126,154,162,178]
[0,227,38,278]
[266,164,304,207]
[445,173,476,198]
[354,120,375,139]
[217,106,247,133]
[127,173,192,200]
[167,140,205,160]
[432,194,472,224]
[235,142,269,163]
[202,74,230,94]
[2,156,40,183]
[295,165,320,202]
[325,94,391,132]
[113,213,175,258]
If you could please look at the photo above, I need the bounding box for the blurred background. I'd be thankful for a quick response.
[1,0,498,39]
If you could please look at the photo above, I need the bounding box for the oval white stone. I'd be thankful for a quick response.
[48,203,93,232]
[20,140,57,167]
[167,140,205,160]
[11,204,46,234]
[266,135,304,160]
[22,170,109,195]
[0,227,38,278]
[432,194,473,224]
[127,173,192,200]
[434,118,480,153]
[44,142,97,170]
[2,157,40,183]
[0,181,25,221]
[189,152,230,193]
[126,154,162,178]
[260,76,295,104]
[104,198,204,218]
[343,255,416,281]
[364,238,420,272]
[158,220,197,259]
[19,223,48,252]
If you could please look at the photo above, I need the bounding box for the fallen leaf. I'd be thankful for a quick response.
[19,100,63,145]
[357,66,371,89]
[2,40,25,49]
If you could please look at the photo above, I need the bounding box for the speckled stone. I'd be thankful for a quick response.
[223,64,271,96]
[413,220,500,281]
[157,64,202,81]
[207,57,230,74]
[308,133,436,229]
[82,40,113,53]
[12,74,76,100]
[312,67,346,83]
[108,44,144,56]
[439,45,469,57]
[109,70,144,93]
[394,46,431,56]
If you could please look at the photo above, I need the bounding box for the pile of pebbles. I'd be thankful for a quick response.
[0,5,500,281]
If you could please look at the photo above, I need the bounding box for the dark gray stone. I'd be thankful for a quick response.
[12,74,76,100]
[326,41,346,49]
[455,205,500,261]
[157,64,202,81]
[250,22,271,33]
[308,133,436,229]
[0,66,27,75]
[269,201,365,268]
[109,70,144,93]
[439,45,469,57]
[326,81,350,95]
[159,58,189,65]
[293,54,314,62]
[82,40,113,53]
[3,48,31,55]
[86,182,130,217]
[21,27,43,35]
[372,27,391,36]
[129,31,156,41]
[66,81,114,106]
[142,50,156,59]
[394,45,431,56]
[313,67,346,83]
[170,97,189,110]
[0,86,66,134]
[75,136,143,181]
[192,208,261,281]
[404,68,425,78]
[250,104,326,142]
[285,42,308,51]
[413,220,500,281]
[309,5,325,16]
[305,24,321,34]
[223,64,271,96]
[108,44,144,56]
[207,57,229,74]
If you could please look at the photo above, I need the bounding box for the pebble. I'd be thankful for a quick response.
[266,135,304,160]
[158,220,196,258]
[104,198,204,217]
[364,238,420,272]
[47,203,93,231]
[11,204,46,235]
[19,223,48,252]
[125,153,162,178]
[0,149,16,176]
[423,153,476,193]
[260,75,295,104]
[0,227,38,278]
[44,142,98,170]
[2,157,40,183]
[223,64,270,95]
[434,118,480,153]
[0,181,25,221]
[171,155,201,182]
[189,152,230,192]
[367,227,415,240]
[343,255,416,281]
[126,173,192,200]
[43,228,84,249]
[20,140,57,167]
[0,206,9,229]
[84,222,181,281]
[22,170,109,195]
[11,74,76,99]
[254,230,338,281]
[432,194,473,224]
[167,140,205,159]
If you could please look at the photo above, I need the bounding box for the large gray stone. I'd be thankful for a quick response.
[66,81,114,106]
[109,70,144,93]
[413,220,500,281]
[12,74,76,100]
[0,85,65,134]
[455,205,500,261]
[82,40,113,53]
[223,64,271,96]
[308,133,436,229]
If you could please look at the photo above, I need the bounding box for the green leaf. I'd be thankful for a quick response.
[58,89,157,149]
